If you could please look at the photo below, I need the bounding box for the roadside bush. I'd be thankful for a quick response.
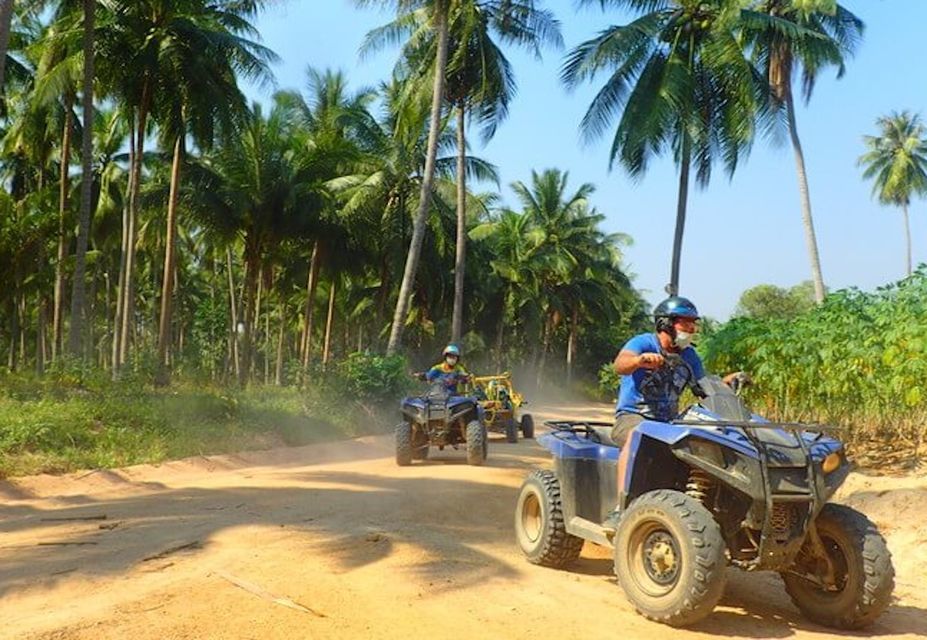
[0,373,396,478]
[597,362,620,401]
[702,267,927,457]
[335,351,412,401]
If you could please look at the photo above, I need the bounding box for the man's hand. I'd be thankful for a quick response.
[637,353,665,370]
[723,371,752,393]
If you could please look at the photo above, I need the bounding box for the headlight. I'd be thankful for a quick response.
[690,438,726,468]
[822,451,842,474]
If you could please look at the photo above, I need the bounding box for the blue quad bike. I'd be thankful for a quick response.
[395,372,488,466]
[514,368,894,628]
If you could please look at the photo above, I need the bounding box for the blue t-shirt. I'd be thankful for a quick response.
[616,333,705,421]
[426,362,469,395]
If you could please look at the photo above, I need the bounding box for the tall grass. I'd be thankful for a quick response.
[0,353,413,478]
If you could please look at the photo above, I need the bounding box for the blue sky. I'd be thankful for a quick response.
[245,1,927,321]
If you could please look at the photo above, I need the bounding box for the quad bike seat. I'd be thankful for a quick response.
[588,425,620,447]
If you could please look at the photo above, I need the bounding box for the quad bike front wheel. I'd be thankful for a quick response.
[466,420,487,465]
[395,422,413,466]
[520,414,535,439]
[614,489,727,627]
[781,503,894,629]
[411,440,429,460]
[514,470,584,568]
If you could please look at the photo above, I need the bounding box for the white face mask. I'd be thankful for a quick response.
[674,331,695,350]
[445,356,458,367]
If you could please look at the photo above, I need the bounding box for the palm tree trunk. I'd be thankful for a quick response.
[566,308,578,386]
[36,294,46,375]
[386,0,449,355]
[18,291,25,368]
[53,100,73,361]
[0,0,13,92]
[103,270,110,368]
[87,266,97,361]
[451,104,467,344]
[239,235,260,387]
[69,2,95,358]
[668,137,691,297]
[275,300,286,386]
[254,264,264,380]
[111,111,134,376]
[902,202,912,277]
[322,276,336,369]
[786,92,826,303]
[495,299,505,370]
[264,303,271,385]
[7,297,16,370]
[226,246,240,379]
[536,314,551,390]
[119,81,150,368]
[155,134,183,386]
[300,241,321,371]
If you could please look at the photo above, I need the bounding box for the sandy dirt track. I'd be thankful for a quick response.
[1,400,926,640]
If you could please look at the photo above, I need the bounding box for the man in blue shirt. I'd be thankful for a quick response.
[425,344,471,395]
[611,296,739,446]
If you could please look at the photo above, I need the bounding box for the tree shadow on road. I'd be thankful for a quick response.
[0,467,524,600]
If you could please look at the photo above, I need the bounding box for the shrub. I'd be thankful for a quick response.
[702,267,927,454]
[335,351,412,401]
[597,361,620,401]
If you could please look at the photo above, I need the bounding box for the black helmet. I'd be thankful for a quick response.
[654,296,699,334]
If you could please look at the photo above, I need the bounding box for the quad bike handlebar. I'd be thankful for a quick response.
[410,371,471,386]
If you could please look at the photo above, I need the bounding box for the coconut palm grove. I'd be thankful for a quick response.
[0,0,925,475]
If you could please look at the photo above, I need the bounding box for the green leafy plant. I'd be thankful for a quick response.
[336,352,413,401]
[702,268,927,460]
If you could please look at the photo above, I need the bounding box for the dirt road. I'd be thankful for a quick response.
[2,401,926,640]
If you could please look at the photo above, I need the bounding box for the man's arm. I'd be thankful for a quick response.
[614,349,664,375]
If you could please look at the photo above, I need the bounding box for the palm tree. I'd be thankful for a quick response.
[858,111,927,277]
[67,0,95,356]
[0,0,14,91]
[562,0,762,296]
[331,77,496,347]
[511,169,602,381]
[274,67,376,372]
[743,1,864,302]
[91,0,275,375]
[470,169,638,378]
[469,207,535,362]
[391,1,561,344]
[30,6,81,360]
[357,0,452,354]
[190,100,326,385]
[148,0,274,385]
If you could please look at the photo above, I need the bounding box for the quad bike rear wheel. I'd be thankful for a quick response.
[395,422,413,466]
[466,420,487,466]
[505,417,519,443]
[520,414,535,439]
[515,470,584,567]
[613,489,727,627]
[781,503,894,629]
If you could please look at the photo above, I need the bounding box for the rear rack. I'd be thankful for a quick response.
[543,420,613,432]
